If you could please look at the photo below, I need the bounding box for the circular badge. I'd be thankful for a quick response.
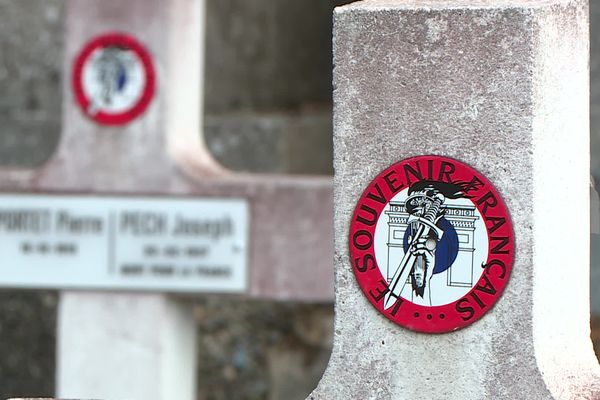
[349,155,513,333]
[72,32,156,126]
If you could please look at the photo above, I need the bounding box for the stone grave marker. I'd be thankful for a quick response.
[309,0,600,398]
[0,0,333,399]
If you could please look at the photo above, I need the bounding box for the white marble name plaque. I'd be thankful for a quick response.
[0,194,248,293]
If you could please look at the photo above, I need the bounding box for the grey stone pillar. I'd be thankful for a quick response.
[310,1,600,399]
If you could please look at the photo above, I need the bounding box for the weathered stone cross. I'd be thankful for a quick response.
[0,0,333,399]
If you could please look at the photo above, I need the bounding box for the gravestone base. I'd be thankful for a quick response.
[56,292,196,400]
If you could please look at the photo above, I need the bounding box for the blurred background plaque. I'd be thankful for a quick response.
[0,195,248,292]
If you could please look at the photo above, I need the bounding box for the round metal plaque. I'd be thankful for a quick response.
[349,155,514,333]
[72,32,156,126]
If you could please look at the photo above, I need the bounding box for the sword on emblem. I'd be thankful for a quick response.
[383,192,446,310]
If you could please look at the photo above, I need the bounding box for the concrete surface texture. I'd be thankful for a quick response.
[310,0,600,399]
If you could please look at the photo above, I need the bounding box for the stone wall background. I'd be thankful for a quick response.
[0,1,63,396]
[1,0,600,399]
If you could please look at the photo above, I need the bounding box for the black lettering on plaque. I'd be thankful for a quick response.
[403,162,423,185]
[366,183,387,205]
[483,259,507,279]
[437,161,456,182]
[490,237,510,254]
[369,279,390,302]
[353,230,373,251]
[354,254,376,273]
[356,204,379,226]
[456,298,475,321]
[476,191,497,217]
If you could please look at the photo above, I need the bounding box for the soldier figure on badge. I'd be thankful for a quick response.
[92,48,128,110]
[384,180,477,309]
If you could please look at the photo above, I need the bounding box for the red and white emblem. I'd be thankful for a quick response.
[72,32,156,126]
[349,156,513,333]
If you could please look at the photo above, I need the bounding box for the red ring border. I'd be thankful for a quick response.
[348,155,514,334]
[72,32,156,126]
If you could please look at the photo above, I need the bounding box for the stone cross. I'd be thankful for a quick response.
[310,0,600,398]
[0,0,333,399]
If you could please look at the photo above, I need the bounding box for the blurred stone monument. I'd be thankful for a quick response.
[0,0,339,399]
